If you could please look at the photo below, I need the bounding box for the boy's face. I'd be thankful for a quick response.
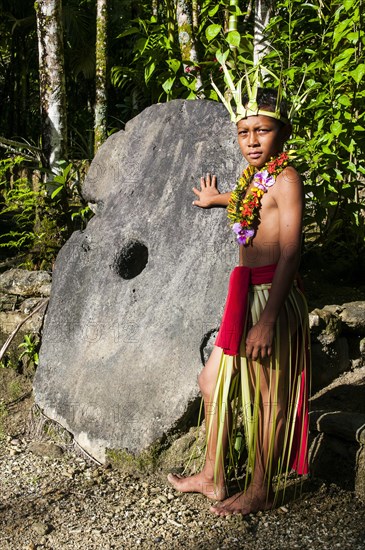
[237,114,290,169]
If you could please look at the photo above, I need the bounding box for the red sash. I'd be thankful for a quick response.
[215,264,277,356]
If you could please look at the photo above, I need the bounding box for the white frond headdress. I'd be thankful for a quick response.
[211,50,307,124]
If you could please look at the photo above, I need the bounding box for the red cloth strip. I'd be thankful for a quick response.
[215,264,277,356]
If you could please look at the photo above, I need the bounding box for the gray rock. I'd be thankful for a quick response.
[0,309,45,337]
[309,410,365,444]
[309,432,357,488]
[19,297,45,314]
[28,441,64,458]
[309,367,365,498]
[340,301,365,335]
[34,100,242,462]
[355,445,365,502]
[360,338,365,357]
[0,293,18,311]
[0,303,46,368]
[31,521,53,536]
[309,308,342,346]
[324,302,365,335]
[0,268,51,297]
[309,307,350,391]
[311,336,350,392]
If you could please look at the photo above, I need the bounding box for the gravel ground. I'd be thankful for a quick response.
[1,435,365,550]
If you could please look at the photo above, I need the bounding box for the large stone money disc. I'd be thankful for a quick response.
[34,99,243,462]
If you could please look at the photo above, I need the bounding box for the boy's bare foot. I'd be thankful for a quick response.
[167,472,227,501]
[209,485,274,516]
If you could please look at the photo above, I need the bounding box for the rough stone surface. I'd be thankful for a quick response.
[309,308,342,345]
[34,100,243,462]
[0,293,17,311]
[0,269,51,297]
[309,366,365,499]
[356,445,365,503]
[0,270,49,366]
[340,301,365,335]
[309,410,365,444]
[0,308,46,337]
[324,302,365,335]
[309,307,350,390]
[311,337,350,391]
[0,283,47,369]
[28,441,64,458]
[309,432,358,488]
[360,338,365,357]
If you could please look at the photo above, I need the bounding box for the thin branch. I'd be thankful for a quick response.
[5,391,32,408]
[0,298,49,363]
[0,136,41,152]
[0,143,35,161]
[0,136,42,160]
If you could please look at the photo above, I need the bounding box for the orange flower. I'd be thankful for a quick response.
[228,152,291,245]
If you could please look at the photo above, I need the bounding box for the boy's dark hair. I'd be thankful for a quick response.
[242,87,289,123]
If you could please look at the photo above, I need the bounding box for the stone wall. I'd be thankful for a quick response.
[309,302,365,501]
[309,302,365,391]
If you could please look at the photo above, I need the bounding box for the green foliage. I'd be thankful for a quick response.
[111,1,254,104]
[0,358,18,371]
[0,155,92,269]
[0,0,363,279]
[111,15,175,110]
[262,0,365,277]
[109,1,364,279]
[106,443,161,473]
[18,334,40,367]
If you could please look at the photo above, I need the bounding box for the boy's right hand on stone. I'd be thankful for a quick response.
[192,173,220,208]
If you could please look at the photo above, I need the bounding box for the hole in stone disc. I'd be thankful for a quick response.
[114,240,148,279]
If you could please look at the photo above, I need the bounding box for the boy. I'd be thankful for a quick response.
[168,87,310,516]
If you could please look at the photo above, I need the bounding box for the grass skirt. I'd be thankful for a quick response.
[209,282,310,494]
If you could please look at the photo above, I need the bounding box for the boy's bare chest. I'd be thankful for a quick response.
[245,185,280,240]
[239,191,281,266]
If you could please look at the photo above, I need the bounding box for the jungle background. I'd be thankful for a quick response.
[0,4,364,546]
[0,0,363,286]
[0,0,364,282]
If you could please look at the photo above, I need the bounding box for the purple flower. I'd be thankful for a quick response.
[244,228,255,239]
[265,174,275,187]
[255,170,275,188]
[234,227,255,245]
[232,223,243,235]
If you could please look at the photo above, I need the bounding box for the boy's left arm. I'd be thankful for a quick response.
[245,167,304,361]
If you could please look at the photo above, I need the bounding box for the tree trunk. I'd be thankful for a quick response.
[176,0,203,93]
[191,0,198,32]
[35,0,67,171]
[253,0,272,64]
[228,0,239,32]
[227,0,239,56]
[152,0,158,18]
[94,0,108,154]
[166,0,175,51]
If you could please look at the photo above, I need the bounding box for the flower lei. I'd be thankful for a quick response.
[227,152,290,245]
